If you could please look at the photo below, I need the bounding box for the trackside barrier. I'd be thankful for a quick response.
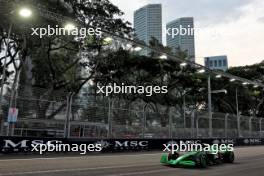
[1,137,264,154]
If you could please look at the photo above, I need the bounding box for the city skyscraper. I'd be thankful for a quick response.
[134,4,162,55]
[166,17,195,62]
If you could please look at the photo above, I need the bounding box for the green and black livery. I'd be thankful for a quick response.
[160,149,234,168]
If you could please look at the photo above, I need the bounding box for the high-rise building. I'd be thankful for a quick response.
[134,4,162,55]
[204,55,228,71]
[166,17,195,62]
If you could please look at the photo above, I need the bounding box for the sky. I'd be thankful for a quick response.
[109,0,264,67]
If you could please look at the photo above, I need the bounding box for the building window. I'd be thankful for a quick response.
[214,60,217,67]
[210,61,213,67]
[218,60,222,67]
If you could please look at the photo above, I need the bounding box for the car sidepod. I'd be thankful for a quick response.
[160,152,207,168]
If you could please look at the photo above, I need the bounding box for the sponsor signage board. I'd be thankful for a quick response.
[0,137,263,154]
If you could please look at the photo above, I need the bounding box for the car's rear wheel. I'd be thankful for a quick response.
[224,152,235,163]
[215,153,223,164]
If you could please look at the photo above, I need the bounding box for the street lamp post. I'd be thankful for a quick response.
[207,74,227,138]
[208,75,213,137]
[236,88,241,137]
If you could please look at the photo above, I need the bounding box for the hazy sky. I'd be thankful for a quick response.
[110,0,264,67]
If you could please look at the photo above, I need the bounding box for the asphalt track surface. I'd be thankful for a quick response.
[0,146,264,176]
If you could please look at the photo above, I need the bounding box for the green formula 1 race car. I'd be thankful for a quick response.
[160,149,235,168]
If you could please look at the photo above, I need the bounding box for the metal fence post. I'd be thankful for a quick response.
[196,112,199,138]
[249,117,253,137]
[83,125,86,138]
[107,97,112,138]
[169,107,172,139]
[142,103,147,139]
[142,111,146,139]
[183,95,186,129]
[64,94,70,138]
[191,110,195,138]
[225,114,229,138]
[260,118,263,138]
[237,114,241,138]
[64,92,74,138]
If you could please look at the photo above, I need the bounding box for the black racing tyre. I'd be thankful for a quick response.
[224,152,235,163]
[215,153,223,164]
[196,154,207,168]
